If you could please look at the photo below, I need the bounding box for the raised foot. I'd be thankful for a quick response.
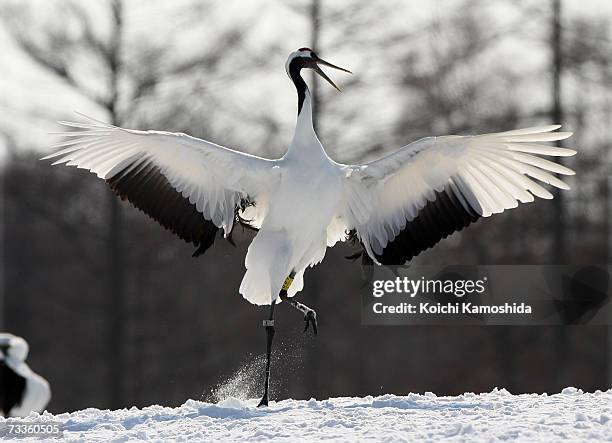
[257,395,268,408]
[303,310,318,335]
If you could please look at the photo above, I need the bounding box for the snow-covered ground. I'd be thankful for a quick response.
[4,388,611,442]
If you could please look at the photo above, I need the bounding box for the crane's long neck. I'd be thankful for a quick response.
[289,61,309,117]
[288,63,320,153]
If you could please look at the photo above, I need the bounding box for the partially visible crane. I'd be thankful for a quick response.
[0,333,50,417]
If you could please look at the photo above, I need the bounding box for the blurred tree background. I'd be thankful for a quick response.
[0,0,610,412]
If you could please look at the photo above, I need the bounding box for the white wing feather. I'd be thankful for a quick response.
[43,116,278,235]
[343,126,576,260]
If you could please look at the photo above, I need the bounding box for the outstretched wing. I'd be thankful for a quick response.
[342,125,576,265]
[43,116,278,256]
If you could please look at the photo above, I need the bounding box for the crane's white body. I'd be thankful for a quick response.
[44,51,577,307]
[241,92,344,303]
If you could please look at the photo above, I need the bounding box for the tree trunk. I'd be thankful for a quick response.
[551,0,565,264]
[311,0,321,133]
[550,0,570,389]
[308,0,321,398]
[106,0,126,410]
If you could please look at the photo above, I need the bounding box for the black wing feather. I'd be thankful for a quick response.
[373,185,481,265]
[107,162,221,257]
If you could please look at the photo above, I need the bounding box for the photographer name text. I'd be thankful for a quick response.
[371,277,532,316]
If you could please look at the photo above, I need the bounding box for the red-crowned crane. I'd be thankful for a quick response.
[44,48,576,406]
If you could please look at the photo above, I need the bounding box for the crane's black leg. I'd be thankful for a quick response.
[257,272,317,407]
[257,300,276,408]
[279,272,318,335]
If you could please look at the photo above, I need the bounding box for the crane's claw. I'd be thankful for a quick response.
[303,310,318,335]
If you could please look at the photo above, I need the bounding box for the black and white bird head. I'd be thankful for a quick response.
[0,334,29,418]
[285,47,351,92]
[0,334,28,362]
[0,334,50,417]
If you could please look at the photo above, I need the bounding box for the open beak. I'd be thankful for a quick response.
[314,57,351,92]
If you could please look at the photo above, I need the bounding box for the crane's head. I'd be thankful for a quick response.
[0,334,28,362]
[285,47,351,92]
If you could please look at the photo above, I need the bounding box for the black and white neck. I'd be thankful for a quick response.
[285,48,316,119]
[284,47,350,158]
